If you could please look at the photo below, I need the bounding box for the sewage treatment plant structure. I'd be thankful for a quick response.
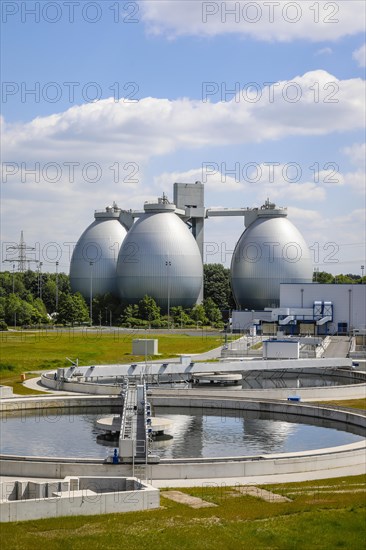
[1,180,365,521]
[69,182,313,310]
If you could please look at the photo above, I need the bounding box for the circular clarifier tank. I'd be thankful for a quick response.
[231,214,313,310]
[1,407,363,460]
[116,198,203,309]
[70,206,127,298]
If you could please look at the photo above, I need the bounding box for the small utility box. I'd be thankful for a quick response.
[132,339,158,356]
[263,339,300,359]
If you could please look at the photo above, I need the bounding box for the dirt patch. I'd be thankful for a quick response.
[161,491,218,508]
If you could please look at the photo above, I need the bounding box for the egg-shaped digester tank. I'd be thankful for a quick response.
[70,205,127,298]
[231,204,313,310]
[116,198,203,309]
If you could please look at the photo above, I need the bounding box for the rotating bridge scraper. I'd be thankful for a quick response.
[118,382,159,465]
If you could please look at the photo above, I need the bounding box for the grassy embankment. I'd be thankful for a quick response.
[1,475,365,549]
[0,329,225,393]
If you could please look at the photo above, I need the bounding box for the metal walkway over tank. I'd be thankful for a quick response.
[118,381,152,463]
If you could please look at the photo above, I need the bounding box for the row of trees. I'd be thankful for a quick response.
[0,264,231,329]
[0,266,364,329]
[117,296,224,329]
[312,271,365,284]
[0,270,89,328]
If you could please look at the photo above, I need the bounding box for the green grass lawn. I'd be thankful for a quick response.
[0,329,222,383]
[318,398,366,410]
[1,475,365,549]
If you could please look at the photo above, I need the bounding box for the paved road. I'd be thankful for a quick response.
[323,336,350,358]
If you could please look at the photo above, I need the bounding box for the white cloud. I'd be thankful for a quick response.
[315,47,333,56]
[238,162,330,201]
[343,143,366,167]
[264,181,326,201]
[353,44,366,67]
[343,171,366,194]
[341,143,366,194]
[317,169,344,187]
[139,1,365,42]
[2,72,364,167]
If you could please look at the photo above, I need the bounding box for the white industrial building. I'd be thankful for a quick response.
[232,283,366,335]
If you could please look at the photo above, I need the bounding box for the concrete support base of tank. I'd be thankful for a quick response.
[0,394,365,485]
[0,476,160,523]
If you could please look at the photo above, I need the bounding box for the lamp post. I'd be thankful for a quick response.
[89,261,93,326]
[39,262,43,300]
[145,330,148,383]
[348,288,352,335]
[55,261,59,311]
[12,263,15,294]
[165,259,171,329]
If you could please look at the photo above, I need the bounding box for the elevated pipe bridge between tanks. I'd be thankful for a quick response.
[56,357,354,382]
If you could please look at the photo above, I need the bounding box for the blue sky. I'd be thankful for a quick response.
[1,0,365,274]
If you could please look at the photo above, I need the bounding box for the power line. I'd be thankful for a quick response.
[2,230,39,273]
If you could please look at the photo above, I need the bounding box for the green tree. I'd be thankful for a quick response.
[54,272,71,294]
[0,270,26,298]
[204,263,234,310]
[22,269,40,298]
[138,295,160,327]
[0,297,6,321]
[334,274,359,284]
[32,297,49,323]
[5,294,23,325]
[4,294,45,326]
[313,271,334,284]
[203,298,224,327]
[190,304,208,327]
[91,293,124,326]
[170,306,193,328]
[313,271,364,284]
[121,304,139,326]
[57,292,89,326]
[0,271,13,297]
[41,278,57,312]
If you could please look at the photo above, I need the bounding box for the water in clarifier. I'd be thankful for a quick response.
[0,406,363,460]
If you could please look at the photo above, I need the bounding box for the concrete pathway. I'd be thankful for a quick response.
[21,376,82,395]
[149,465,365,488]
[160,491,217,508]
[232,486,292,502]
[323,336,350,358]
[2,464,362,491]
